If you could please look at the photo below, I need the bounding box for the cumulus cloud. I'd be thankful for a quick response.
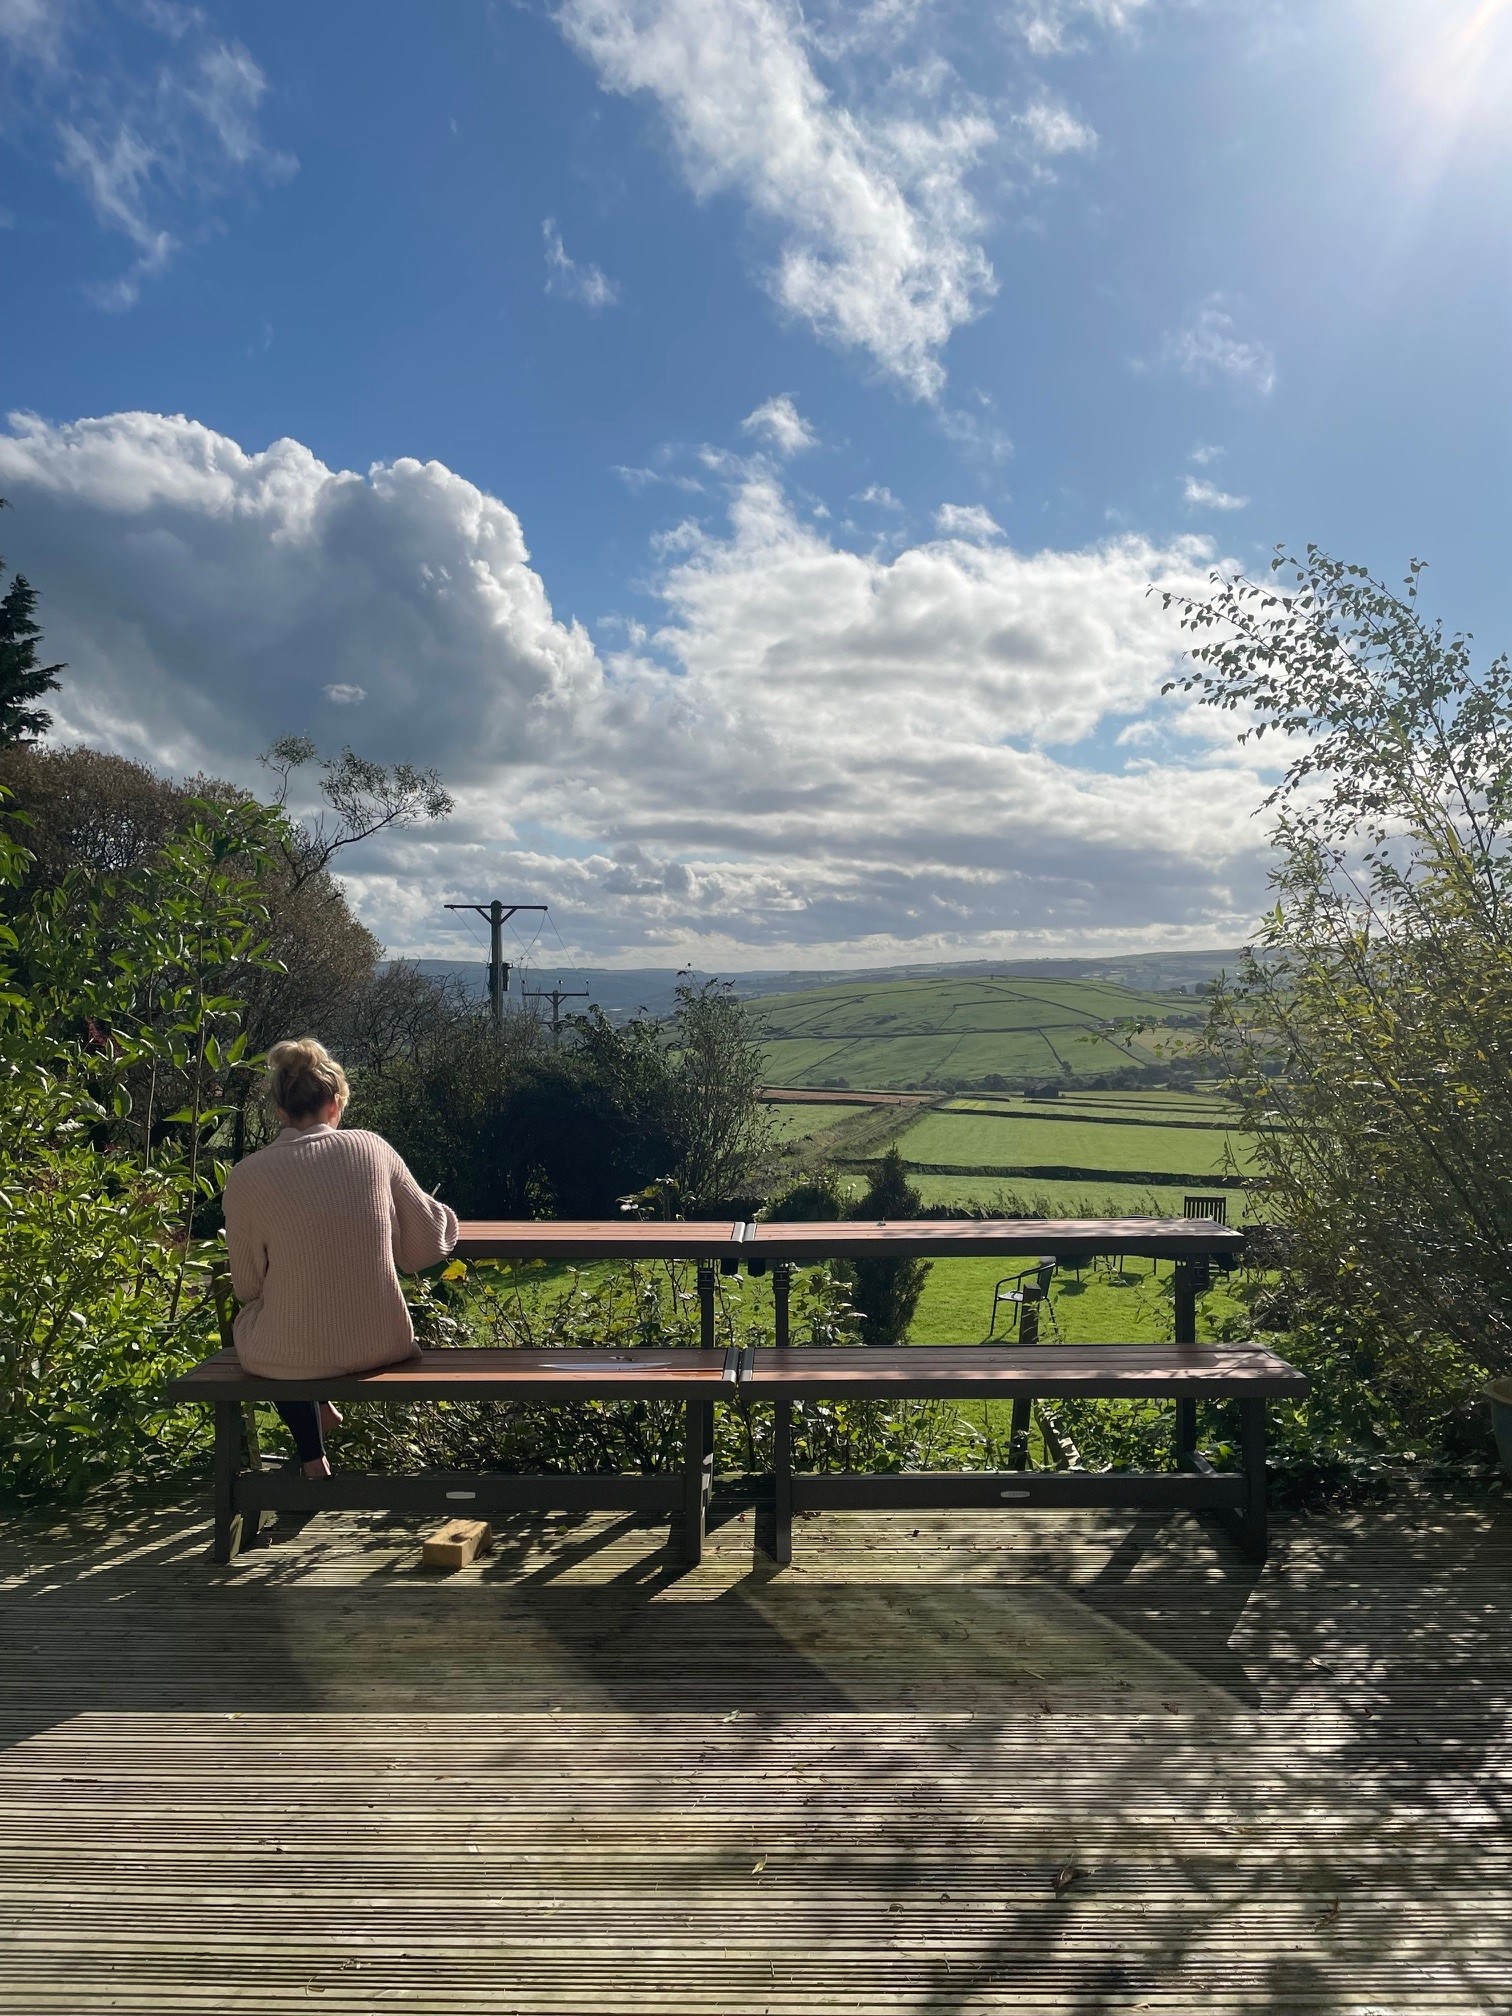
[1161,297,1277,396]
[542,217,620,309]
[0,410,598,779]
[1183,475,1248,512]
[855,483,904,510]
[323,682,367,705]
[555,0,996,399]
[740,394,817,455]
[1,2,294,307]
[934,502,1003,540]
[0,409,1274,963]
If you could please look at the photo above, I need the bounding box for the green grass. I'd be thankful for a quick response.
[891,1108,1253,1180]
[750,972,1199,1090]
[906,1173,1251,1218]
[763,1101,875,1141]
[910,1252,1249,1346]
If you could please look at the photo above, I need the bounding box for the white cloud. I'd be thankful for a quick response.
[939,400,1014,463]
[1010,0,1158,57]
[0,410,599,781]
[934,502,1003,540]
[0,410,1274,963]
[323,682,367,705]
[855,484,904,510]
[1183,475,1248,512]
[1189,441,1223,466]
[1013,95,1098,162]
[555,0,996,398]
[740,394,817,455]
[542,218,621,309]
[612,462,704,493]
[1161,297,1277,396]
[1,5,294,308]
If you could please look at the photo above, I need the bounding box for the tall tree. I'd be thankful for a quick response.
[1166,546,1512,1393]
[0,501,66,746]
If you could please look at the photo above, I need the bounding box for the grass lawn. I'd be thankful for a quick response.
[909,1251,1249,1346]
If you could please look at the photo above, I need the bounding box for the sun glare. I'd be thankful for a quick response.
[1376,0,1512,138]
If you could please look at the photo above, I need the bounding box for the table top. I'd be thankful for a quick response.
[740,1343,1306,1399]
[452,1215,1244,1263]
[453,1220,744,1260]
[743,1217,1243,1261]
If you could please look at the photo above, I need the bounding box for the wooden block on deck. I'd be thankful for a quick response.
[421,1519,492,1570]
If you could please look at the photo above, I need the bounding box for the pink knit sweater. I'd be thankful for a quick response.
[223,1124,459,1379]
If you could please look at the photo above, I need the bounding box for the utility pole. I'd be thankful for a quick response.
[443,901,547,1029]
[522,981,590,1047]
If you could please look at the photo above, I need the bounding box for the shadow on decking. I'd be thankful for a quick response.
[0,1495,1274,1741]
[2,1491,1510,2013]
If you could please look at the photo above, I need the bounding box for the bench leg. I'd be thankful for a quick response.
[1008,1396,1032,1470]
[1236,1398,1268,1561]
[213,1402,240,1564]
[681,1399,712,1565]
[771,1399,793,1565]
[1175,1398,1197,1465]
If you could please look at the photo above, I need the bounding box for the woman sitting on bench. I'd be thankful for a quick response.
[222,1038,458,1479]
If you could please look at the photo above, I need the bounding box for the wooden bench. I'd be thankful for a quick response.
[740,1342,1308,1564]
[165,1347,737,1566]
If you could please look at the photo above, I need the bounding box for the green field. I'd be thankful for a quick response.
[752,972,1199,1091]
[763,1101,875,1141]
[893,1106,1251,1183]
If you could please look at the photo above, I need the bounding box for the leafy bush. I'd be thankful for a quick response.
[1167,546,1512,1462]
[0,793,277,1498]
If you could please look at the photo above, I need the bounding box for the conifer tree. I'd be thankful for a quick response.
[0,500,66,746]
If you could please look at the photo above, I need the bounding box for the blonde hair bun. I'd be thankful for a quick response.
[266,1037,350,1123]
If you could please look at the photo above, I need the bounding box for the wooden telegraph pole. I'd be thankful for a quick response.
[522,981,590,1047]
[442,901,548,1028]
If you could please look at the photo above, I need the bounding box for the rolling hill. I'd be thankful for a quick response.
[749,972,1203,1093]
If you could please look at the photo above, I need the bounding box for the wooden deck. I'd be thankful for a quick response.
[2,1488,1510,2013]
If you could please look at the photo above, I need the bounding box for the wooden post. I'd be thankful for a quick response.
[213,1403,239,1564]
[1008,1293,1037,1468]
[681,1399,712,1565]
[772,1398,793,1565]
[1237,1397,1268,1560]
[773,1263,793,1349]
[1173,1259,1198,1463]
[697,1259,717,1351]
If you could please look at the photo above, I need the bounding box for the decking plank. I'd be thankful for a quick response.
[1,1496,1509,2013]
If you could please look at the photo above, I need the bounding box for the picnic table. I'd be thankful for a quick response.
[172,1213,1300,1567]
[451,1213,1244,1347]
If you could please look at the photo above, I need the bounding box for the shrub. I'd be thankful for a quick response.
[0,793,279,1497]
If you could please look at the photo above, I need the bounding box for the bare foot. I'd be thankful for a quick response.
[302,1456,332,1480]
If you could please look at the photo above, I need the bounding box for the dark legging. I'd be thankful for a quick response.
[275,1401,326,1467]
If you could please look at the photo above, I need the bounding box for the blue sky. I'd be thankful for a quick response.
[2,0,1510,967]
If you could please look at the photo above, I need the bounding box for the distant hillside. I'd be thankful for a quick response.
[749,971,1207,1093]
[404,947,1242,1027]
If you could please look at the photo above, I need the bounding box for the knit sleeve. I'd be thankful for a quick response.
[389,1148,459,1274]
[223,1172,267,1307]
